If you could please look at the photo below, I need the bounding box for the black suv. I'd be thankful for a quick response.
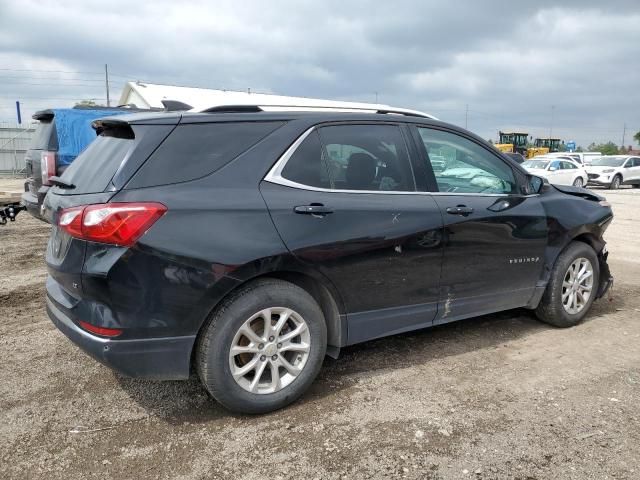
[43,107,613,413]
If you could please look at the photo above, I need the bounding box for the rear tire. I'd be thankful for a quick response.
[632,184,640,189]
[535,241,599,328]
[196,279,327,414]
[572,177,583,187]
[609,175,621,190]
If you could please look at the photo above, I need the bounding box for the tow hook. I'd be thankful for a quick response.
[0,203,26,225]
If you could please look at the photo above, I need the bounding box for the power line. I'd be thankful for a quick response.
[0,81,108,87]
[0,75,106,82]
[0,67,105,75]
[0,96,107,100]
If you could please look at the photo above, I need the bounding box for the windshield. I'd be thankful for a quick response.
[590,157,625,167]
[522,160,549,169]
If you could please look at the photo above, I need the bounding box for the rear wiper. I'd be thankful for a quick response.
[49,176,76,189]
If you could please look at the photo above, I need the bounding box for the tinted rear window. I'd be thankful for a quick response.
[57,135,133,194]
[29,120,58,151]
[129,121,284,187]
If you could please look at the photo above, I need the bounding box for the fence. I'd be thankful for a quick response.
[0,122,36,176]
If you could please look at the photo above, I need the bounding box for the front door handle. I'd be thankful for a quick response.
[294,204,334,216]
[446,205,474,216]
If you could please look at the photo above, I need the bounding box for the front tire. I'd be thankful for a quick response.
[609,175,621,190]
[535,242,599,327]
[197,279,327,414]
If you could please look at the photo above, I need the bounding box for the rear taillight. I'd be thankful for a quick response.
[58,202,167,247]
[41,151,56,185]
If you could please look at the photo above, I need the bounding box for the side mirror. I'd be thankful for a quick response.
[526,175,546,194]
[624,163,632,168]
[549,166,558,171]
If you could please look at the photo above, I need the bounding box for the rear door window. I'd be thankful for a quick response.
[279,124,415,192]
[280,131,331,188]
[318,124,415,191]
[129,121,284,187]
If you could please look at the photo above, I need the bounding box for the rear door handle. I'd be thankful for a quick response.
[446,205,474,216]
[294,204,334,216]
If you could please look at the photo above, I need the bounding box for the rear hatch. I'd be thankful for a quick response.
[43,117,177,302]
[44,113,284,324]
[24,111,58,194]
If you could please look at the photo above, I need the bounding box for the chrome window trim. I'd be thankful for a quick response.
[264,126,537,198]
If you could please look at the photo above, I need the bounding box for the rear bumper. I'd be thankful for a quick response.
[46,295,195,380]
[21,181,49,221]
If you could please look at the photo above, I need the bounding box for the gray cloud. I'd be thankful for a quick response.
[1,0,639,147]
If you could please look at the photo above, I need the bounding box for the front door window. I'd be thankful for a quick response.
[416,128,517,194]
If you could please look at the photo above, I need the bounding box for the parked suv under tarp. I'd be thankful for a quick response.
[22,106,146,221]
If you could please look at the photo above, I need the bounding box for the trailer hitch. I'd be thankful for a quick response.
[0,203,26,225]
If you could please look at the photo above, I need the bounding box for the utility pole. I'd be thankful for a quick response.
[105,64,111,107]
[622,123,626,149]
[375,91,378,103]
[465,104,468,129]
[549,105,555,141]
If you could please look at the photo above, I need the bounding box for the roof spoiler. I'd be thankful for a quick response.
[161,100,193,112]
[32,109,54,121]
[91,118,135,139]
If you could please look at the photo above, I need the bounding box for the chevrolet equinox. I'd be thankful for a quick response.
[43,106,613,413]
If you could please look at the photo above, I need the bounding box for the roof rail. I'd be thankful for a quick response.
[197,104,434,119]
[374,108,429,118]
[203,105,263,113]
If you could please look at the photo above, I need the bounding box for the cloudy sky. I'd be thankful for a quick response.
[1,0,639,147]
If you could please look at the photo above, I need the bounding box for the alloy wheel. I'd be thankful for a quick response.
[611,176,621,189]
[562,257,594,314]
[228,307,311,394]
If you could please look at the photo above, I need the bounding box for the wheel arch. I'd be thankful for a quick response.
[190,267,346,371]
[571,231,605,254]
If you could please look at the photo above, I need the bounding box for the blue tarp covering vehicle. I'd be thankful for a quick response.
[20,106,146,222]
[51,108,124,166]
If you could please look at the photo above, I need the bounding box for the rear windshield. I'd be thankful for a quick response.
[127,121,284,188]
[29,120,58,151]
[57,135,133,194]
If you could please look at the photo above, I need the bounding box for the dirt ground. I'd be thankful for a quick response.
[1,178,638,480]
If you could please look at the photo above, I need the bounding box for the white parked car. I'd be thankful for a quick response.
[522,157,588,187]
[585,155,640,189]
[544,152,602,165]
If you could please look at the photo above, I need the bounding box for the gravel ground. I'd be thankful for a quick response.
[0,179,639,480]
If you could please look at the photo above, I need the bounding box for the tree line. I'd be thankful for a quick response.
[577,131,640,155]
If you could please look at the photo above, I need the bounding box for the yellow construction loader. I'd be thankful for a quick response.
[526,138,563,158]
[495,131,529,155]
